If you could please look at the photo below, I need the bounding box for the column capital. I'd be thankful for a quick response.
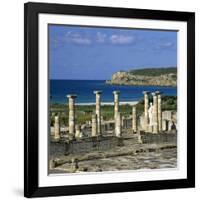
[75,124,81,130]
[113,91,120,95]
[155,91,162,95]
[55,115,59,120]
[93,90,102,95]
[143,91,150,95]
[151,92,157,96]
[66,94,77,99]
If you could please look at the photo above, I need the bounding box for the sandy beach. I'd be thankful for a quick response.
[76,101,138,106]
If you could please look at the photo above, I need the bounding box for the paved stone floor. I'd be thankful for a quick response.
[51,147,177,173]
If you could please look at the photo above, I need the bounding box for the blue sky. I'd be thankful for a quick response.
[49,25,177,80]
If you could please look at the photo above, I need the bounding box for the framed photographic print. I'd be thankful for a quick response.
[24,2,195,198]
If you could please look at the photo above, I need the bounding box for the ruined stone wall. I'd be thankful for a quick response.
[49,141,66,159]
[140,132,177,144]
[122,117,132,129]
[68,136,121,154]
[50,136,121,158]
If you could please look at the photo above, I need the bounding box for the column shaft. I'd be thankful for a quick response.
[157,93,162,132]
[113,91,120,120]
[67,95,77,138]
[132,106,137,132]
[91,114,98,137]
[54,115,60,139]
[94,91,102,135]
[152,93,158,133]
[143,91,149,132]
[115,112,122,137]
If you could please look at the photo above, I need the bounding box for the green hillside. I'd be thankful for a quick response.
[129,67,177,76]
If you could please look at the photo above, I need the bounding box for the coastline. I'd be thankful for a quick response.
[51,101,138,106]
[76,101,138,106]
[105,81,177,87]
[50,80,177,106]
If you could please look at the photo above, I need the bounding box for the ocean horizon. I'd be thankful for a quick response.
[50,80,177,104]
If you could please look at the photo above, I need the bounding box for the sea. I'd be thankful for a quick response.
[50,80,177,104]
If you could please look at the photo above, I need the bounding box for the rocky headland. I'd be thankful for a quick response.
[106,67,177,87]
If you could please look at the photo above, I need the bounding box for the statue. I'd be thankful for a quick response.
[148,102,153,126]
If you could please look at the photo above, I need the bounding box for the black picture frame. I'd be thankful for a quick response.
[24,2,195,198]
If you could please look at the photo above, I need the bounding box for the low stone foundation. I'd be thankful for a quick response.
[50,136,123,159]
[50,132,177,160]
[140,132,177,144]
[67,136,123,154]
[50,141,66,159]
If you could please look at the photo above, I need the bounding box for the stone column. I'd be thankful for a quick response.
[156,91,162,132]
[132,106,137,133]
[152,92,158,133]
[67,94,77,138]
[91,114,98,137]
[113,91,120,120]
[143,91,149,132]
[94,91,102,135]
[115,112,122,137]
[54,115,60,139]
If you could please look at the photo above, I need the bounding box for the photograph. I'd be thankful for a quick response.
[24,2,195,197]
[48,24,178,174]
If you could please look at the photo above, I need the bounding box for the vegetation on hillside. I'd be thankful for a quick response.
[107,67,177,86]
[50,95,177,126]
[128,67,177,76]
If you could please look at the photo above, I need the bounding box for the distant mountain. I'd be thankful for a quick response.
[106,67,177,87]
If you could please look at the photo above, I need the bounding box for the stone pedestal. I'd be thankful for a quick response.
[113,91,120,120]
[168,120,173,131]
[54,115,60,139]
[162,119,168,131]
[143,91,150,132]
[49,159,56,169]
[75,125,82,138]
[91,114,98,137]
[94,91,102,135]
[71,158,79,172]
[115,112,122,137]
[152,92,158,133]
[67,94,77,139]
[138,131,143,144]
[148,125,153,133]
[132,106,137,133]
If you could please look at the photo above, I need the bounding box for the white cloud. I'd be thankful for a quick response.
[156,41,175,50]
[96,32,106,43]
[62,32,137,46]
[70,37,91,45]
[65,32,92,45]
[110,34,135,45]
[160,42,174,47]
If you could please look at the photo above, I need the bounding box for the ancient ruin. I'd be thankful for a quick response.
[50,90,177,173]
